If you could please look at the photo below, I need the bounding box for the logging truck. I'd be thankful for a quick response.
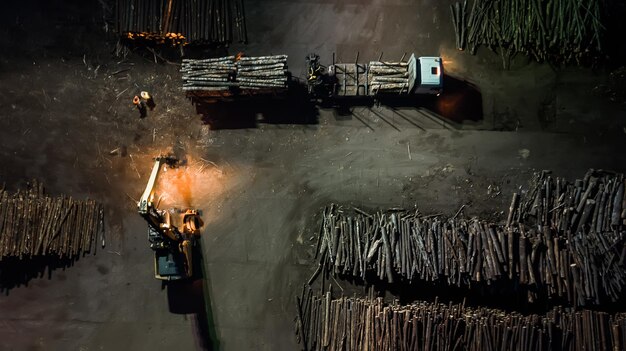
[182,53,443,100]
[306,53,443,98]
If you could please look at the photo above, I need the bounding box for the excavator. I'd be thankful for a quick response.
[137,155,203,280]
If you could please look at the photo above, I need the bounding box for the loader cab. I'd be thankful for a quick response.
[414,56,443,96]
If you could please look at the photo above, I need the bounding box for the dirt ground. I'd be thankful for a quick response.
[0,1,625,350]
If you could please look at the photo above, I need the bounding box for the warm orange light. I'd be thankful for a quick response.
[153,155,229,227]
[124,31,187,45]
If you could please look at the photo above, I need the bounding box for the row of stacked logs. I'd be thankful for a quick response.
[0,182,104,260]
[367,61,410,94]
[309,170,625,306]
[451,0,605,67]
[295,286,626,351]
[182,54,288,95]
[181,56,236,92]
[115,0,247,45]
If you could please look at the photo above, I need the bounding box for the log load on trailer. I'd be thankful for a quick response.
[308,53,443,98]
[181,53,443,100]
[182,55,289,98]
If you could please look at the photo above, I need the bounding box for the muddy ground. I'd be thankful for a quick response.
[0,0,625,350]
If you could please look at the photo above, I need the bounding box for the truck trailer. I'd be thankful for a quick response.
[182,53,443,100]
[307,53,443,98]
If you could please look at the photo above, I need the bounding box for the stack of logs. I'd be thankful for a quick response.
[295,286,626,351]
[368,61,410,94]
[0,182,104,260]
[181,56,236,92]
[309,170,625,306]
[114,0,247,45]
[236,55,289,90]
[451,0,604,67]
[182,55,289,95]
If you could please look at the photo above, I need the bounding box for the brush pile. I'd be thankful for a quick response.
[0,181,104,260]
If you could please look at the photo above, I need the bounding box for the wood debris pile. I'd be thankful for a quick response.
[0,182,104,260]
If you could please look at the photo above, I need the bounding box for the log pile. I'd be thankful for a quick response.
[309,170,626,306]
[182,54,289,94]
[114,0,247,45]
[235,55,289,90]
[512,169,626,305]
[181,56,236,92]
[367,62,410,94]
[295,286,626,351]
[0,182,104,260]
[451,0,605,66]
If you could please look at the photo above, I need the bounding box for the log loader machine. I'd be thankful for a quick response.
[137,155,203,280]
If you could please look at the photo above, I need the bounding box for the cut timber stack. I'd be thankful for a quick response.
[309,169,626,306]
[368,61,410,94]
[114,0,248,45]
[182,54,289,96]
[450,0,605,66]
[181,56,236,93]
[0,181,104,260]
[235,55,289,90]
[295,286,626,351]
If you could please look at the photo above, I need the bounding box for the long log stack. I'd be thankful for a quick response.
[309,170,626,306]
[0,182,104,260]
[236,55,289,90]
[181,56,236,92]
[182,54,289,95]
[451,0,604,66]
[368,61,410,94]
[114,0,247,45]
[295,286,626,351]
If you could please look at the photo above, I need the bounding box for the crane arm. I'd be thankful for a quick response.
[138,157,165,215]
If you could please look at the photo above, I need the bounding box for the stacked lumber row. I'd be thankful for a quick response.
[367,62,410,94]
[513,169,625,231]
[235,55,289,89]
[182,55,289,93]
[510,169,626,305]
[310,170,625,306]
[295,287,626,351]
[0,182,103,260]
[181,56,236,92]
[451,0,604,66]
[115,0,247,45]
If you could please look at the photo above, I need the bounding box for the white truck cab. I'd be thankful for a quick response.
[414,56,443,95]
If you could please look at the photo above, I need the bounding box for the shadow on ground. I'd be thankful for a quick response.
[423,74,484,124]
[191,82,319,129]
[323,268,626,315]
[166,239,219,351]
[325,74,483,128]
[0,256,78,294]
